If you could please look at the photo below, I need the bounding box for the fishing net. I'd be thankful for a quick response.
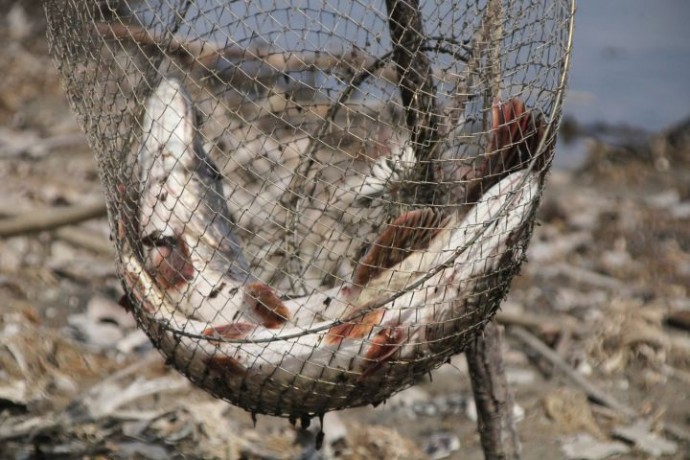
[45,0,575,419]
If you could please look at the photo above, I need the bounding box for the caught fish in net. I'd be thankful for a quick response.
[44,0,575,420]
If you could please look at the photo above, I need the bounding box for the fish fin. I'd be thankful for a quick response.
[202,322,256,341]
[465,98,550,204]
[325,309,385,346]
[358,325,406,381]
[352,208,447,290]
[245,282,291,328]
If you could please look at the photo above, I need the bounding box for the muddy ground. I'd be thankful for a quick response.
[1,5,689,460]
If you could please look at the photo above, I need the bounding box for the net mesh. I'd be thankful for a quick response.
[45,0,575,418]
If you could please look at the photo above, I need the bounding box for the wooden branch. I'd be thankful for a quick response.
[55,226,114,256]
[484,0,504,102]
[0,132,88,159]
[466,321,521,460]
[509,326,690,443]
[93,22,402,84]
[0,201,108,238]
[494,310,563,333]
[93,22,225,65]
[543,262,626,291]
[385,0,443,204]
[0,202,113,254]
[508,326,636,418]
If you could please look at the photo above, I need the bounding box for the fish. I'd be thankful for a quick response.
[216,94,414,294]
[119,77,553,417]
[132,77,291,328]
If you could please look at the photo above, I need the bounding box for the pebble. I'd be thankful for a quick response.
[506,367,537,386]
[645,190,680,209]
[561,433,629,460]
[513,403,525,423]
[396,393,469,418]
[412,400,439,417]
[7,4,32,41]
[464,399,525,425]
[65,295,139,351]
[670,202,690,219]
[423,432,461,460]
[613,420,678,457]
[465,399,477,422]
[116,329,152,355]
[116,442,170,460]
[384,386,430,416]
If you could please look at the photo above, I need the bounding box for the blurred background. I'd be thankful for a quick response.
[568,0,690,129]
[560,0,690,167]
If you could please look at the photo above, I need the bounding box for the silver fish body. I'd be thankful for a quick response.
[121,77,549,417]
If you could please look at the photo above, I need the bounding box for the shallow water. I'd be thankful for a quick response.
[557,0,690,167]
[565,0,690,130]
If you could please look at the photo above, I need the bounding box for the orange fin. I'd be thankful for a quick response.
[489,97,541,174]
[465,98,549,203]
[202,322,256,341]
[500,98,553,172]
[245,282,291,328]
[352,208,447,290]
[359,325,406,381]
[325,309,385,346]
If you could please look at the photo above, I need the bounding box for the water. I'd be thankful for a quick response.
[556,0,690,167]
[129,0,690,167]
[565,0,690,130]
